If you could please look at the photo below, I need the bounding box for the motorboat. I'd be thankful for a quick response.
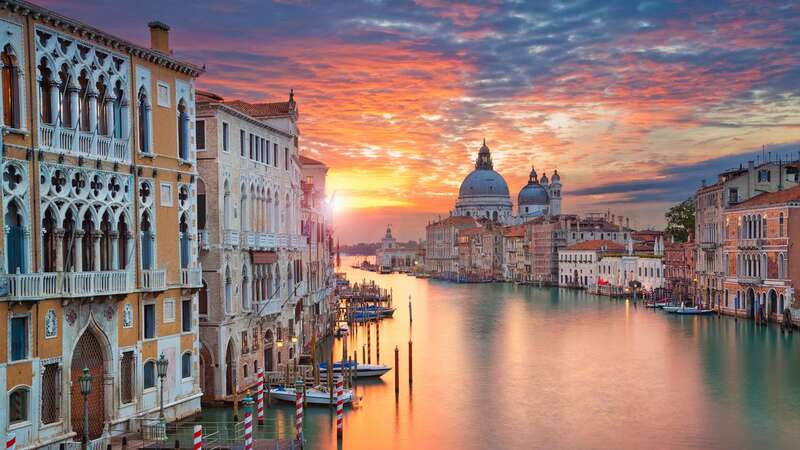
[673,307,714,315]
[269,385,353,406]
[320,361,392,378]
[334,323,349,337]
[353,305,396,318]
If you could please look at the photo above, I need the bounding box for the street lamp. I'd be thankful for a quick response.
[156,353,168,420]
[79,367,92,447]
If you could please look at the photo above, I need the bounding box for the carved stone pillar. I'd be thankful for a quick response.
[74,230,84,272]
[55,228,65,272]
[110,231,119,271]
[88,92,98,132]
[92,231,103,271]
[48,83,59,125]
[104,98,114,136]
[68,86,79,129]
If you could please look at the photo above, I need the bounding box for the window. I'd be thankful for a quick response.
[9,387,29,424]
[779,213,785,237]
[285,147,289,170]
[156,81,170,107]
[181,352,192,379]
[728,187,738,204]
[143,361,156,389]
[5,200,26,274]
[163,298,175,323]
[197,179,206,230]
[144,304,156,339]
[120,351,134,404]
[266,140,270,164]
[182,299,192,332]
[273,143,278,167]
[240,129,245,157]
[137,87,151,153]
[249,133,255,159]
[10,316,28,361]
[243,363,249,378]
[195,120,205,150]
[222,122,229,152]
[758,169,771,183]
[41,363,61,424]
[160,182,173,207]
[261,137,266,162]
[178,100,189,160]
[2,45,20,128]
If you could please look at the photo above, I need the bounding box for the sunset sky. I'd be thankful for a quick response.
[44,0,800,244]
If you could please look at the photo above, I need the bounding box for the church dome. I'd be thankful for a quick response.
[518,166,549,205]
[459,170,510,197]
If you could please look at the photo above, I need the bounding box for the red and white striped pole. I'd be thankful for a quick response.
[243,396,254,450]
[6,433,16,450]
[193,425,202,450]
[335,375,344,439]
[295,379,304,445]
[256,368,265,425]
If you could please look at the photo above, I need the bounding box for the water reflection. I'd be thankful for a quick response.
[200,257,800,449]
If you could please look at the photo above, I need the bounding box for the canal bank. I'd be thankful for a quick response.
[201,256,800,449]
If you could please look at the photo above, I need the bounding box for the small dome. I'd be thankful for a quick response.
[518,183,549,205]
[551,169,560,183]
[459,170,510,197]
[540,173,549,184]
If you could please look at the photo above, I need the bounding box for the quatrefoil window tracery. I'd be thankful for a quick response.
[71,172,87,198]
[139,180,152,206]
[51,169,67,195]
[107,176,122,201]
[3,164,24,194]
[90,174,104,199]
[178,185,189,210]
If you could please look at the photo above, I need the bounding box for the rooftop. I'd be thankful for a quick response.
[731,184,800,209]
[563,240,624,252]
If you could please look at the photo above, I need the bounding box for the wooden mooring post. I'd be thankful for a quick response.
[408,340,413,386]
[394,345,400,396]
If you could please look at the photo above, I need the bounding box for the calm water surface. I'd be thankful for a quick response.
[202,258,800,449]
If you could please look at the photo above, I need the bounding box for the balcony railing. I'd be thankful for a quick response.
[63,270,131,296]
[2,270,145,300]
[141,269,167,291]
[181,267,203,287]
[700,240,717,250]
[738,275,763,285]
[223,229,240,247]
[40,124,130,163]
[2,271,60,300]
[737,238,763,249]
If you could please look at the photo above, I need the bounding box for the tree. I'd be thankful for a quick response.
[665,197,695,243]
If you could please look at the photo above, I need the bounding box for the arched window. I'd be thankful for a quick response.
[179,213,190,269]
[1,45,20,128]
[240,185,247,232]
[242,264,251,311]
[112,80,124,138]
[197,179,206,230]
[96,77,108,135]
[779,254,785,279]
[118,215,129,270]
[177,99,189,160]
[8,386,29,424]
[78,71,90,131]
[224,265,233,314]
[140,211,154,270]
[199,280,208,317]
[779,213,785,237]
[181,352,192,379]
[138,87,151,153]
[58,64,73,127]
[38,58,54,125]
[223,181,232,229]
[143,361,156,389]
[5,200,26,274]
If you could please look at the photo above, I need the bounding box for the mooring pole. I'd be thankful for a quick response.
[408,340,413,386]
[394,345,400,396]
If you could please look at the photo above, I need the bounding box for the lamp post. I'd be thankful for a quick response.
[156,353,168,420]
[79,367,92,448]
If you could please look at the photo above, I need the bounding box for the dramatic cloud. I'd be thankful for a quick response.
[40,0,800,243]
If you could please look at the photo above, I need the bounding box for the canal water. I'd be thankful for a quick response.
[202,257,800,449]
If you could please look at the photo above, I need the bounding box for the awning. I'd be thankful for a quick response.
[251,251,278,264]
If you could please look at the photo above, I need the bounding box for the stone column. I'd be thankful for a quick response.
[104,98,114,136]
[74,230,84,272]
[68,86,79,129]
[88,92,98,132]
[48,83,59,125]
[110,231,119,271]
[92,231,103,272]
[55,228,65,272]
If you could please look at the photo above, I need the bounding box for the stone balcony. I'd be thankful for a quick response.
[1,270,133,300]
[181,267,203,288]
[40,123,130,163]
[738,275,763,285]
[256,298,282,316]
[223,229,240,247]
[700,240,718,250]
[141,269,167,292]
[737,238,763,250]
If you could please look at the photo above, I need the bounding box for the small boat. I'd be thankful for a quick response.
[320,361,392,378]
[353,305,396,318]
[334,323,349,337]
[662,306,680,313]
[269,385,353,406]
[673,308,714,315]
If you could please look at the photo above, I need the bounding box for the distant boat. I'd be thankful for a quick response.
[320,361,392,378]
[354,305,395,318]
[673,307,714,315]
[662,306,680,313]
[334,323,349,337]
[270,385,353,406]
[379,266,392,274]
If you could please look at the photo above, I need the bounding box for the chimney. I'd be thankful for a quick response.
[148,21,171,54]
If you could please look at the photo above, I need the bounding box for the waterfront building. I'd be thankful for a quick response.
[565,213,632,246]
[424,215,477,279]
[299,155,335,346]
[0,6,203,447]
[453,140,562,223]
[195,89,305,402]
[526,216,569,285]
[375,225,417,272]
[502,224,528,282]
[664,239,696,303]
[695,159,800,309]
[721,185,800,323]
[456,221,504,281]
[597,239,666,293]
[558,240,624,288]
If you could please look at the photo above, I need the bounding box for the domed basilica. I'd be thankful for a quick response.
[454,140,561,224]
